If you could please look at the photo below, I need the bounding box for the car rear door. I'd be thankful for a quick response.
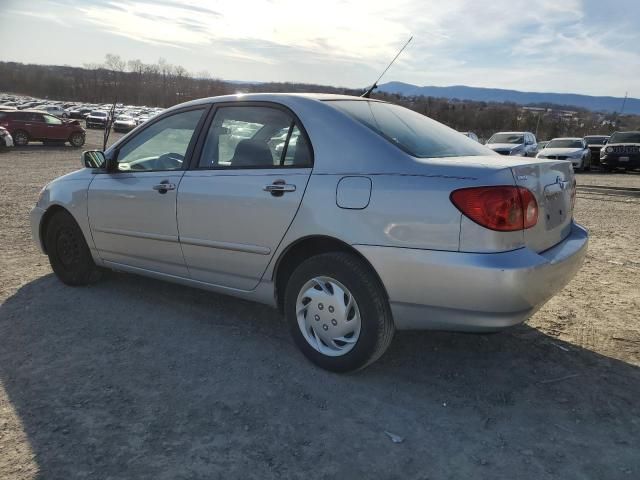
[177,103,313,290]
[88,107,208,277]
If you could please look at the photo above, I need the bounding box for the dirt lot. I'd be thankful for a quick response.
[1,130,639,479]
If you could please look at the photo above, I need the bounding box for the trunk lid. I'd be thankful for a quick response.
[511,159,574,252]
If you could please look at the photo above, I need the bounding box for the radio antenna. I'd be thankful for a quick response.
[361,36,413,98]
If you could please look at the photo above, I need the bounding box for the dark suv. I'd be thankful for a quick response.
[600,131,640,171]
[0,110,86,147]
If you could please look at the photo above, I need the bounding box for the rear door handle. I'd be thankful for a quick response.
[264,180,296,196]
[153,181,176,194]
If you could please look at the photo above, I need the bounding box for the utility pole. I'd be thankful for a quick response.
[620,91,628,115]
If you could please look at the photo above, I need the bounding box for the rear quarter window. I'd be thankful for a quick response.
[326,100,493,158]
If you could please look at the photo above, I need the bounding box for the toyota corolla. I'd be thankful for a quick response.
[31,94,588,372]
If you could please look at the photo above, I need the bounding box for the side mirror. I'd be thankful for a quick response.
[83,150,106,169]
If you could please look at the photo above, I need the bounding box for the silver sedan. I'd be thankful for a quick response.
[31,94,588,372]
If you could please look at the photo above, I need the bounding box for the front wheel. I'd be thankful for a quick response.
[284,252,394,372]
[13,130,29,146]
[44,210,102,286]
[69,132,85,147]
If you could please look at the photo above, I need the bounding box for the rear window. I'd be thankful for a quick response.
[488,133,524,144]
[327,100,492,158]
[584,136,607,145]
[609,132,640,144]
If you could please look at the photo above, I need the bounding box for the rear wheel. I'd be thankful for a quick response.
[13,130,29,146]
[284,252,394,372]
[69,132,85,147]
[584,155,591,171]
[44,210,101,286]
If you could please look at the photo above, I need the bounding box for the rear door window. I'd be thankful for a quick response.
[197,105,312,169]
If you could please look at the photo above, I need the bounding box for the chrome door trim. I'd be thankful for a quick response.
[179,236,271,255]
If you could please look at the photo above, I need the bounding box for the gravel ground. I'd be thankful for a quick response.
[1,130,639,479]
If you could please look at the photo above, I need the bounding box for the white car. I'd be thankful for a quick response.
[537,138,591,171]
[0,126,13,148]
[486,132,538,157]
[112,115,137,133]
[37,105,69,118]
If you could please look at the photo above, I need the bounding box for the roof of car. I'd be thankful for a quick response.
[492,131,531,134]
[550,137,582,141]
[171,92,382,109]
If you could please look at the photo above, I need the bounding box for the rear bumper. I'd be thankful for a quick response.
[355,222,588,331]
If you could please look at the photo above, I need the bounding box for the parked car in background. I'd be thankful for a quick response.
[0,110,85,147]
[600,131,640,171]
[537,138,591,171]
[31,93,588,372]
[36,105,69,118]
[0,126,13,148]
[86,110,110,129]
[486,131,538,157]
[584,135,609,167]
[112,115,137,133]
[537,140,549,150]
[460,131,479,142]
[69,106,94,119]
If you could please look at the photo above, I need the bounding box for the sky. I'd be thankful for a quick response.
[0,0,638,97]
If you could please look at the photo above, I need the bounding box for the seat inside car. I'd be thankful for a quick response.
[231,139,274,167]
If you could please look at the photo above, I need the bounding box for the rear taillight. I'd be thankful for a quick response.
[450,186,538,232]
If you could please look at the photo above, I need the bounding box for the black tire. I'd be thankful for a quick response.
[584,156,591,172]
[68,132,85,147]
[44,210,102,286]
[13,130,29,146]
[284,252,394,372]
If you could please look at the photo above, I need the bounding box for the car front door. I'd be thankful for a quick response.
[177,103,313,290]
[88,107,208,277]
[42,114,68,140]
[26,112,48,140]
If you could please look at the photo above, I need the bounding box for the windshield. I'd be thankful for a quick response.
[584,136,607,145]
[327,100,492,158]
[488,133,524,144]
[546,139,583,149]
[91,111,107,117]
[117,115,133,121]
[609,132,640,144]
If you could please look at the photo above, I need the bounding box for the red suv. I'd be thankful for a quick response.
[0,109,86,147]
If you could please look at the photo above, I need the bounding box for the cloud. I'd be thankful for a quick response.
[1,0,638,96]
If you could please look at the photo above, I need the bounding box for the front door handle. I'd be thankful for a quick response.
[152,180,176,194]
[264,180,296,196]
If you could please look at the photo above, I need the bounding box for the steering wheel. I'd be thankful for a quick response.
[156,152,184,170]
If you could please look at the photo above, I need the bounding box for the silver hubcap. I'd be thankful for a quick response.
[296,276,361,357]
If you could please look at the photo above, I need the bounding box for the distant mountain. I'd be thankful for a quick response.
[378,82,640,114]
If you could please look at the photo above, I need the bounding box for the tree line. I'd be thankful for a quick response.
[0,55,636,141]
